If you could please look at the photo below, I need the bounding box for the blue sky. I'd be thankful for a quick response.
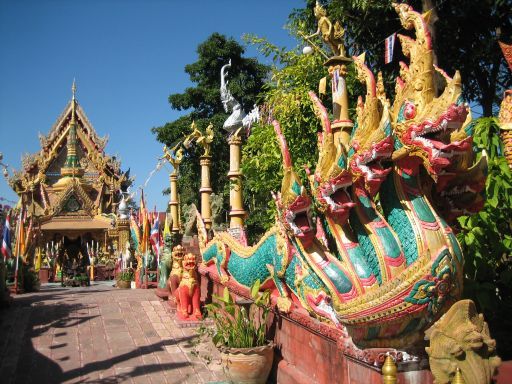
[0,0,300,210]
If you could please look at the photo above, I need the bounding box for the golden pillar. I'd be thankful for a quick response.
[193,123,214,231]
[163,146,183,233]
[227,132,245,228]
[326,57,353,150]
[200,155,213,230]
[169,173,180,233]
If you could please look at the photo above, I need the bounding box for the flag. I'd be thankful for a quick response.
[15,207,25,257]
[385,33,396,64]
[139,189,146,227]
[150,214,160,257]
[141,209,150,255]
[163,213,171,239]
[130,213,141,251]
[499,41,512,72]
[1,214,12,260]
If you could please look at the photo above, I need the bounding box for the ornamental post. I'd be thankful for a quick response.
[326,57,353,149]
[199,155,213,230]
[163,146,183,233]
[227,132,246,228]
[196,124,214,231]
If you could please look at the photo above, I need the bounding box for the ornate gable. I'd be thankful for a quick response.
[51,179,95,217]
[6,82,132,220]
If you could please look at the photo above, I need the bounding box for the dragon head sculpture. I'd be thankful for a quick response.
[273,120,315,247]
[390,3,472,178]
[349,53,394,196]
[309,91,354,224]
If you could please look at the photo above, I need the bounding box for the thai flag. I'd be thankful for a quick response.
[150,215,160,260]
[384,33,396,64]
[2,215,12,260]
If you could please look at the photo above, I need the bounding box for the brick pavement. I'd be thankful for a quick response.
[0,282,226,384]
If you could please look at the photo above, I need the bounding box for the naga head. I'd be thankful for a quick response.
[433,150,488,223]
[273,120,315,246]
[349,54,393,196]
[309,92,354,224]
[391,4,472,178]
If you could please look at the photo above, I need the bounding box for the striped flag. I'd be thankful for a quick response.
[385,33,396,64]
[1,214,12,260]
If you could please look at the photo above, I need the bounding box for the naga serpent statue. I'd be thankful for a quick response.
[197,5,496,375]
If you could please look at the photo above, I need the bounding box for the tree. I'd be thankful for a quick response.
[457,117,512,359]
[152,33,269,218]
[289,0,511,116]
[241,36,329,241]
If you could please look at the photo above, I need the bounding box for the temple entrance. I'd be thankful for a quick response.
[59,235,90,287]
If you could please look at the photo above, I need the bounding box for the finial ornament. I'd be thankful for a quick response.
[306,1,347,58]
[72,78,77,100]
[452,368,465,384]
[382,354,397,384]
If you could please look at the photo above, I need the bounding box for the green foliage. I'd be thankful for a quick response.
[22,266,40,292]
[456,117,512,359]
[117,268,134,282]
[241,35,326,241]
[152,33,268,212]
[203,280,271,349]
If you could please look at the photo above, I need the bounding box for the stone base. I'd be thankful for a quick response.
[174,318,212,329]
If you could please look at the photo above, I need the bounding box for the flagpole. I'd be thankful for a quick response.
[14,208,22,294]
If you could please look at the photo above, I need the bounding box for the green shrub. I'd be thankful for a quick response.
[204,280,271,349]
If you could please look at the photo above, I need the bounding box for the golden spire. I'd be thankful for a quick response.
[70,79,77,123]
[72,78,77,100]
[60,80,83,178]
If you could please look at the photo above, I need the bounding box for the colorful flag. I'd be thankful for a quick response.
[139,189,146,227]
[385,33,396,64]
[141,209,150,255]
[163,213,171,239]
[15,207,25,257]
[1,214,12,260]
[130,213,141,251]
[150,214,160,261]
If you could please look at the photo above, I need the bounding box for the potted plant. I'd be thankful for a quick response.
[117,268,133,289]
[203,280,274,384]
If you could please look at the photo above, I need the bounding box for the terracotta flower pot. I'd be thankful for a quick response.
[117,280,131,289]
[220,343,274,384]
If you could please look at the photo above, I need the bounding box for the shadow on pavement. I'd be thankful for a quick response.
[0,284,195,384]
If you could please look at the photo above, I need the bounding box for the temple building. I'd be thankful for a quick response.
[6,82,133,274]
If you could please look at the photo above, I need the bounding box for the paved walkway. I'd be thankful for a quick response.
[0,282,226,384]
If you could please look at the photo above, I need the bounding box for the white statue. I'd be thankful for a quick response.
[220,60,260,135]
[122,240,131,268]
[118,188,132,219]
